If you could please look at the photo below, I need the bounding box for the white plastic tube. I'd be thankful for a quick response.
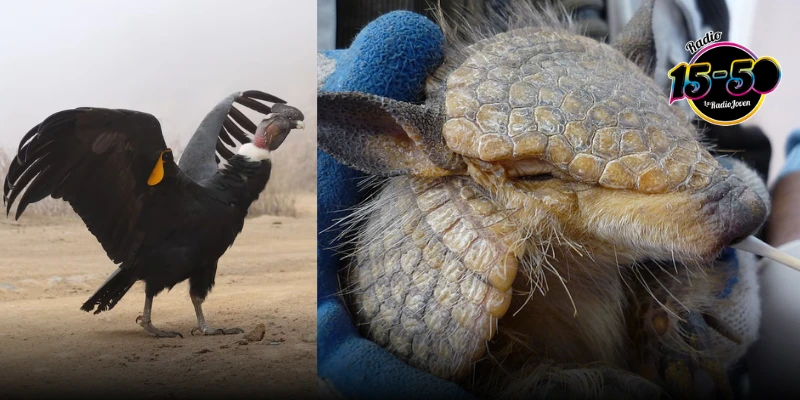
[732,235,800,272]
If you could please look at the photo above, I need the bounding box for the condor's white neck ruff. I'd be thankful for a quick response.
[238,143,271,161]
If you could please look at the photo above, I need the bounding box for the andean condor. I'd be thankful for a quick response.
[2,91,304,338]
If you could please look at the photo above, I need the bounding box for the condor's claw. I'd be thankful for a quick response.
[191,326,244,336]
[136,315,183,338]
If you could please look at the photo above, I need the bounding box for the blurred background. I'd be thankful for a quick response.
[736,0,794,184]
[1,0,317,217]
[318,0,794,185]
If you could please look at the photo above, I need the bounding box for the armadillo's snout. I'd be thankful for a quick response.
[701,175,767,246]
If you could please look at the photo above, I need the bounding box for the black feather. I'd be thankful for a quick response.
[50,171,73,199]
[241,90,286,104]
[234,96,273,115]
[223,117,252,144]
[227,106,257,134]
[218,126,235,147]
[216,139,235,160]
[16,124,40,157]
[5,152,53,209]
[14,164,53,219]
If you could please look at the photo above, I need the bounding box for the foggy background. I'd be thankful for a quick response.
[0,0,317,194]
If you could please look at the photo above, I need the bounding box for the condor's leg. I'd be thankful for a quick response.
[190,295,244,336]
[188,266,243,336]
[136,294,183,338]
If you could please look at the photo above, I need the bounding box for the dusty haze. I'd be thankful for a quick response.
[0,0,317,162]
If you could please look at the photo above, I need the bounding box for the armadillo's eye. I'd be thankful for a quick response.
[517,173,555,182]
[502,159,555,181]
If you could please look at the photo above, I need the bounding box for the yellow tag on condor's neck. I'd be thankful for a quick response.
[147,152,166,186]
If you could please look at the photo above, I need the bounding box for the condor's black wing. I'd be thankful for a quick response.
[3,108,189,264]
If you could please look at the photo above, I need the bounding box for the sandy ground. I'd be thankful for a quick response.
[0,195,317,399]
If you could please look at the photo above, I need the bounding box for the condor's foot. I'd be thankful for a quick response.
[190,325,244,336]
[136,315,183,338]
[136,294,182,338]
[190,295,244,336]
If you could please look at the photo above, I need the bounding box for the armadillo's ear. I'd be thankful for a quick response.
[611,0,657,77]
[318,91,466,177]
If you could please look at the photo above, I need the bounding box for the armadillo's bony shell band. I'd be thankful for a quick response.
[352,176,523,379]
[441,27,724,193]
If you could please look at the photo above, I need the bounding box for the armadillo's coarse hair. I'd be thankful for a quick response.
[426,2,579,102]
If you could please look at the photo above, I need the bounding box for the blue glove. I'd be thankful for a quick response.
[317,11,475,399]
[780,129,800,180]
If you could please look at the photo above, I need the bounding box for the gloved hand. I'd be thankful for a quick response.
[316,11,474,399]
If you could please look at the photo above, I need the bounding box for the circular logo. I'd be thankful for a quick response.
[668,42,781,125]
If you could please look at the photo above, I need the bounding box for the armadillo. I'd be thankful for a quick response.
[319,1,794,398]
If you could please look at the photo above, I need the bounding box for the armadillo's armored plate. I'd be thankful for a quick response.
[441,27,719,193]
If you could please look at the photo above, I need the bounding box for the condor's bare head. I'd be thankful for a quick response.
[254,104,305,151]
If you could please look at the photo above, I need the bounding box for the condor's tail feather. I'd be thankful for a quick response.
[81,267,137,314]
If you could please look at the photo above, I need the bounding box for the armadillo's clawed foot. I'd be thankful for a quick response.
[656,311,733,400]
[136,315,183,338]
[190,326,244,336]
[500,362,661,399]
[595,366,665,400]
